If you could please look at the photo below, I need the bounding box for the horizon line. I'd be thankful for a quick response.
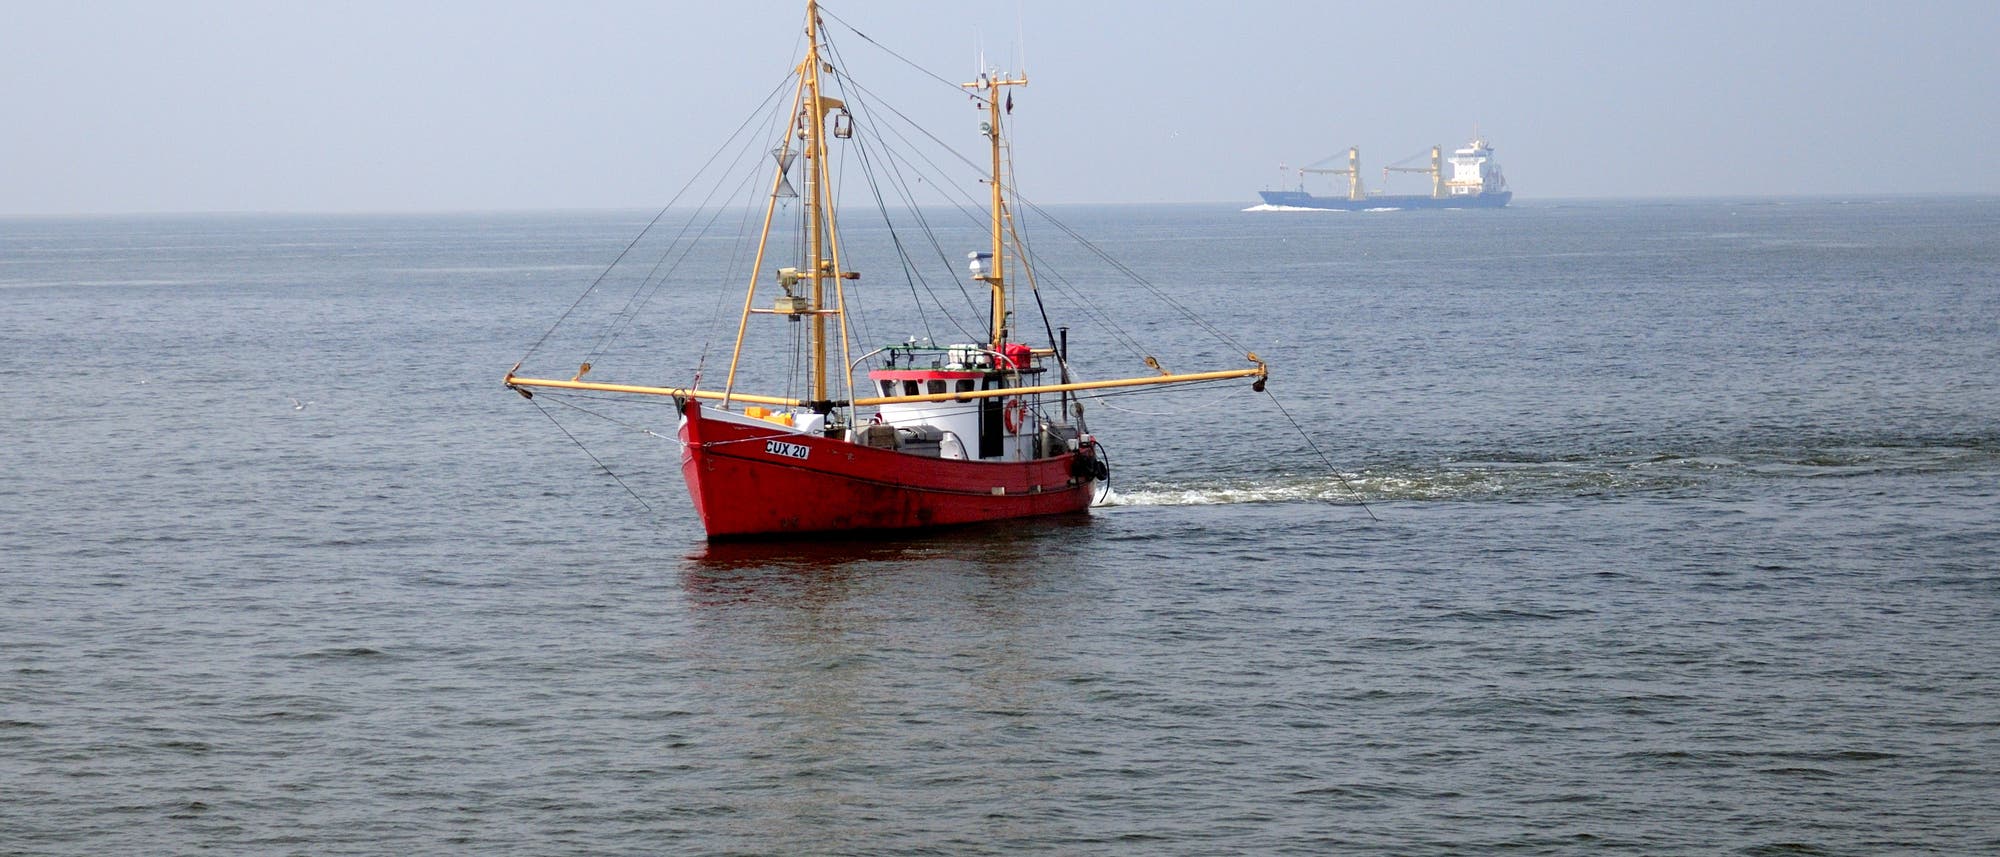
[7,191,1999,220]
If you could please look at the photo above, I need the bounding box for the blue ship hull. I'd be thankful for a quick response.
[1257,190,1512,210]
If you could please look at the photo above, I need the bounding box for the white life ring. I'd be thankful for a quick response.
[1002,397,1025,433]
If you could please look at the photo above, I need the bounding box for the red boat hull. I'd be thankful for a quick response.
[678,400,1098,538]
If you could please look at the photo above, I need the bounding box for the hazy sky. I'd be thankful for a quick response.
[5,0,1997,214]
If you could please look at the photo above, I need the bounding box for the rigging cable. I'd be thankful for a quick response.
[1077,382,1243,417]
[821,59,1161,364]
[819,8,985,97]
[824,70,992,328]
[597,151,775,369]
[1261,389,1380,522]
[1005,228,1157,364]
[1016,194,1251,355]
[816,69,879,356]
[518,71,798,371]
[692,171,784,390]
[525,395,656,515]
[588,78,800,366]
[832,84,1191,382]
[821,8,1251,370]
[995,128,1088,393]
[822,36,955,345]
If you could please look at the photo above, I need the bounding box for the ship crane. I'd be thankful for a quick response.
[1380,145,1445,199]
[1297,146,1364,201]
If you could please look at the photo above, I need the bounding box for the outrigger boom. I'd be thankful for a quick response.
[505,357,1268,409]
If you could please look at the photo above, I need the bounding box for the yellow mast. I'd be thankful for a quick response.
[803,2,832,403]
[723,1,846,408]
[963,70,1027,352]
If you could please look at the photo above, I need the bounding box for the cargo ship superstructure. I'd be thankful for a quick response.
[1258,136,1512,210]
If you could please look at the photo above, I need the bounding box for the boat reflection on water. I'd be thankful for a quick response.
[678,516,1096,609]
[666,519,1093,849]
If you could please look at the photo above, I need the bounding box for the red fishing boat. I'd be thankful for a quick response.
[506,1,1267,539]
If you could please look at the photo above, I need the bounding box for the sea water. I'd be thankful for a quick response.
[4,198,1998,854]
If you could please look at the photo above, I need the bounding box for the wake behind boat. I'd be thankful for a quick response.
[505,1,1268,539]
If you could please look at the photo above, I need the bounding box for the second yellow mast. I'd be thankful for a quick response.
[963,69,1027,353]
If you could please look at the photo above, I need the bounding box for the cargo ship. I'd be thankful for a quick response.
[1258,136,1511,210]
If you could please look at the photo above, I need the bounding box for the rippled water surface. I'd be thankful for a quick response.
[5,199,2000,855]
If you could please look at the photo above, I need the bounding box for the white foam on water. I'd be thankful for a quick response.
[1093,456,1765,508]
[1099,478,1367,507]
